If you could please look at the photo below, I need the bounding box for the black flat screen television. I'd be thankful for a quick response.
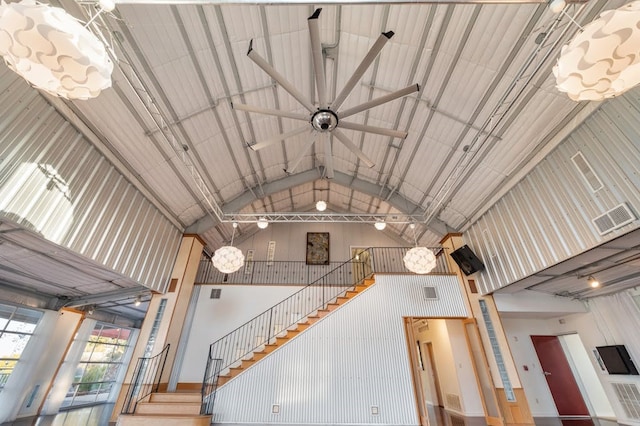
[596,345,639,375]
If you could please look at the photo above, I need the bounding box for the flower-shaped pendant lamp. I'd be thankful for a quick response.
[0,0,113,99]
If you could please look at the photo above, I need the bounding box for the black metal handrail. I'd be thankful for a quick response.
[121,344,170,414]
[204,246,447,375]
[206,249,375,376]
[201,350,223,415]
[196,246,449,285]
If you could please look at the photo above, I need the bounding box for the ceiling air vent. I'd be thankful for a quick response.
[210,288,222,299]
[424,286,438,300]
[612,382,640,420]
[572,152,603,192]
[592,203,636,235]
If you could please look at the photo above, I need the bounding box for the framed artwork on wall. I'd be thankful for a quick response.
[306,232,330,265]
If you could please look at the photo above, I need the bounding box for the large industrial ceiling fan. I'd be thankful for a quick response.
[233,8,419,179]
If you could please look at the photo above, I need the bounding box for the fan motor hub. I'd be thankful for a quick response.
[311,109,338,132]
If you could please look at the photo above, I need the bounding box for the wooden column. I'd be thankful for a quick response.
[441,233,534,426]
[111,234,205,421]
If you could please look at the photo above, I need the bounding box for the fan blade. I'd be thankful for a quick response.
[308,9,328,108]
[338,84,419,119]
[233,103,309,121]
[249,126,309,151]
[333,128,375,168]
[339,121,407,139]
[323,133,334,179]
[331,31,394,111]
[247,40,315,112]
[285,130,318,174]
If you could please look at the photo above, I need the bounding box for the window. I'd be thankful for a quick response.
[0,303,43,392]
[62,323,133,407]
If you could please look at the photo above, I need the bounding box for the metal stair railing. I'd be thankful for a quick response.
[121,344,170,414]
[201,349,223,415]
[201,246,448,399]
[206,248,377,376]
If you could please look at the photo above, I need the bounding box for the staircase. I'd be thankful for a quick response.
[216,276,375,386]
[117,392,210,426]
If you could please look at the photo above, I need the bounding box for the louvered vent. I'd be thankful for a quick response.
[445,393,462,411]
[592,203,636,235]
[210,288,222,299]
[572,152,603,192]
[612,383,640,420]
[424,286,438,300]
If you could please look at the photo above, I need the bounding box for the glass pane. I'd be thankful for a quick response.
[0,304,14,331]
[109,345,126,363]
[0,363,14,389]
[79,363,109,384]
[80,343,96,362]
[99,326,122,345]
[95,382,113,402]
[0,332,31,358]
[73,364,88,382]
[119,328,131,342]
[5,308,41,333]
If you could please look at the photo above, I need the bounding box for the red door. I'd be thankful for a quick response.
[530,335,589,416]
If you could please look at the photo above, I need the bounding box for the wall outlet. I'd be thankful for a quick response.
[271,404,280,414]
[371,405,379,415]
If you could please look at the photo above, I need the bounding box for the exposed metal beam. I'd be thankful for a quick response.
[185,169,452,235]
[64,286,149,308]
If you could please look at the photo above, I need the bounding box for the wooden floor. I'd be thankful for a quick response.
[0,403,623,426]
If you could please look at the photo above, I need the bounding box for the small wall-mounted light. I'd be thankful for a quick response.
[86,305,95,315]
[134,296,142,307]
[588,276,600,288]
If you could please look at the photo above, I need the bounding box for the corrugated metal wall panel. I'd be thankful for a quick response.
[465,94,640,293]
[0,74,182,292]
[212,274,468,424]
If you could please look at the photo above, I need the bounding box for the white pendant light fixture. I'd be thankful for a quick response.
[316,200,327,212]
[554,1,640,101]
[403,223,437,274]
[257,217,269,229]
[212,223,244,274]
[374,221,386,231]
[0,0,114,99]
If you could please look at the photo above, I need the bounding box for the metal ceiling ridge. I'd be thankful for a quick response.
[223,212,424,223]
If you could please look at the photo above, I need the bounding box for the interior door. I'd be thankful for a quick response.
[530,335,589,417]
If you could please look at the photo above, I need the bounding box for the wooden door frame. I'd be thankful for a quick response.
[404,317,429,426]
[463,318,504,426]
[425,341,443,407]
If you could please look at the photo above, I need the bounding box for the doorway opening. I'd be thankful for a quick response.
[404,317,502,426]
[531,334,615,419]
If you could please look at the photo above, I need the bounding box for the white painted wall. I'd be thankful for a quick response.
[179,285,305,383]
[561,333,614,418]
[496,288,640,424]
[235,222,407,262]
[501,313,619,420]
[414,319,484,416]
[211,275,468,425]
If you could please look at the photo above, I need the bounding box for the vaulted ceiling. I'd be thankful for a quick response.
[49,0,622,251]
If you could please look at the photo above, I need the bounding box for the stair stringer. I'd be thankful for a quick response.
[211,274,468,425]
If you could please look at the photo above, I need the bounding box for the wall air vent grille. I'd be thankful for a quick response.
[210,288,222,299]
[592,203,636,235]
[445,393,462,411]
[572,151,603,192]
[423,286,438,300]
[612,382,640,420]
